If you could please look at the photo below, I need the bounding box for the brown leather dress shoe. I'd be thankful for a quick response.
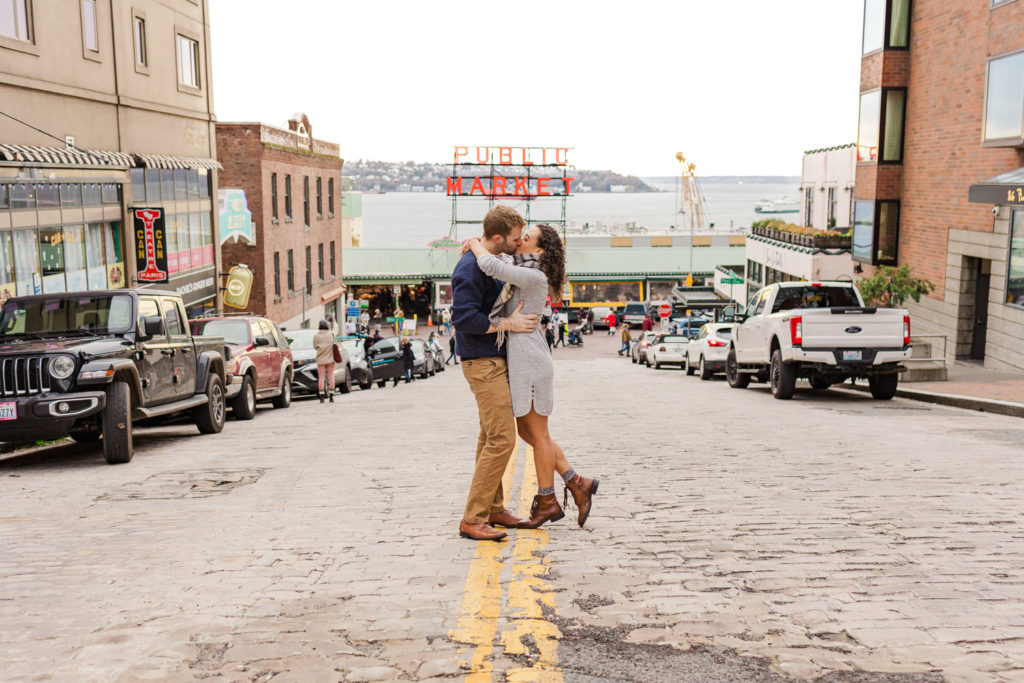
[518,493,565,529]
[489,509,530,528]
[564,474,599,527]
[459,520,507,541]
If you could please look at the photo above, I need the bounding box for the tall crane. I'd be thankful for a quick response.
[676,152,706,286]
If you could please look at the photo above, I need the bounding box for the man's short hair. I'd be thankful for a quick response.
[483,205,526,239]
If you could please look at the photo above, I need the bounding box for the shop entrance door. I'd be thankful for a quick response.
[971,259,990,361]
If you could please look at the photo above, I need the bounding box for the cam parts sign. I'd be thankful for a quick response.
[135,209,169,282]
[223,264,254,309]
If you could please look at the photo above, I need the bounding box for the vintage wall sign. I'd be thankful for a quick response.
[134,209,169,283]
[219,189,255,244]
[223,264,254,309]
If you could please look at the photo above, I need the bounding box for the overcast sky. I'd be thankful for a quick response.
[209,0,864,177]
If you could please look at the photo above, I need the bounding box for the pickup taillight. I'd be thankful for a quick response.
[904,315,910,346]
[790,316,803,346]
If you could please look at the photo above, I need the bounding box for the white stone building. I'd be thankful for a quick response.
[799,144,857,230]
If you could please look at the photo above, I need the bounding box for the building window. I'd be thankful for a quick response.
[983,50,1024,145]
[826,187,837,228]
[316,177,323,217]
[1008,210,1024,308]
[303,176,310,226]
[286,249,294,291]
[858,88,906,163]
[330,240,336,276]
[1,0,32,42]
[803,187,814,225]
[328,178,335,215]
[133,15,146,67]
[284,175,292,219]
[304,246,311,293]
[81,0,98,52]
[176,34,200,89]
[858,91,881,162]
[318,243,324,280]
[271,172,278,220]
[853,200,900,265]
[862,0,910,55]
[273,251,281,297]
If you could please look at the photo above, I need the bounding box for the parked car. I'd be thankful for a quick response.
[726,282,910,399]
[631,331,661,365]
[409,339,435,378]
[192,315,293,419]
[622,302,649,328]
[590,306,614,329]
[366,335,405,387]
[286,329,352,395]
[0,289,227,464]
[426,336,446,372]
[647,334,689,369]
[685,323,735,380]
[338,336,374,389]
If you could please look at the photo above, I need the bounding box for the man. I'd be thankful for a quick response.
[554,311,566,348]
[359,309,370,334]
[446,331,458,365]
[452,205,538,541]
[618,323,632,356]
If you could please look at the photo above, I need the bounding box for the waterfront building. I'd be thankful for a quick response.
[0,0,222,316]
[854,0,1024,370]
[341,192,363,247]
[216,115,345,330]
[799,144,857,231]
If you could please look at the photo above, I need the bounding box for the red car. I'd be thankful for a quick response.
[191,315,293,419]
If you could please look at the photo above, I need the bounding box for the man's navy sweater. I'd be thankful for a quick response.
[451,251,506,360]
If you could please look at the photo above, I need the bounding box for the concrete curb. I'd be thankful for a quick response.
[837,384,1024,418]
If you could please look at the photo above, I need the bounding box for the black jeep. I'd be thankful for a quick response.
[0,289,228,464]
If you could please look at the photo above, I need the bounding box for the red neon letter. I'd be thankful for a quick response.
[556,147,568,165]
[470,177,485,195]
[537,178,550,196]
[499,147,512,165]
[454,146,468,163]
[562,177,574,195]
[542,148,548,165]
[493,177,507,196]
[476,147,489,163]
[446,177,463,195]
[514,177,529,196]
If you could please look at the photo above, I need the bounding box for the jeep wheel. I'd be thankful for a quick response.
[360,368,373,390]
[869,373,899,400]
[339,366,353,394]
[699,356,713,381]
[726,349,750,389]
[103,381,133,464]
[272,372,292,409]
[769,349,797,400]
[231,374,257,420]
[195,374,226,434]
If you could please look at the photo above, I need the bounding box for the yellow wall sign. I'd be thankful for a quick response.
[223,264,254,309]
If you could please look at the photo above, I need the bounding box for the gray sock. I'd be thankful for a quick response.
[538,486,555,496]
[561,468,577,484]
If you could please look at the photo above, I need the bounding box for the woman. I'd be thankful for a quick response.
[401,338,415,383]
[465,224,599,528]
[618,322,632,356]
[313,320,336,403]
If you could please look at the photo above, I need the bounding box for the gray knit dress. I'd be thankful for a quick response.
[476,253,554,418]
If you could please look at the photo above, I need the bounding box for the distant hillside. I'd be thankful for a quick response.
[642,175,801,185]
[343,159,656,193]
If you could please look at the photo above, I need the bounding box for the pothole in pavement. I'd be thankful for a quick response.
[97,468,265,501]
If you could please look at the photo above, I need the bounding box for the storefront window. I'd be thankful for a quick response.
[13,229,38,293]
[36,183,59,208]
[198,169,210,198]
[201,212,213,265]
[145,169,161,203]
[189,212,202,269]
[166,216,178,275]
[0,184,7,209]
[60,184,82,207]
[175,214,190,270]
[0,232,14,286]
[160,170,174,201]
[101,183,119,204]
[174,169,188,201]
[39,227,65,292]
[83,183,102,206]
[569,281,642,305]
[1008,210,1024,308]
[63,225,87,291]
[104,222,125,289]
[9,183,32,210]
[187,169,199,198]
[85,223,106,290]
[129,169,145,203]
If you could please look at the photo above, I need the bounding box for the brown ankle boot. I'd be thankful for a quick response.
[563,474,599,527]
[520,493,564,529]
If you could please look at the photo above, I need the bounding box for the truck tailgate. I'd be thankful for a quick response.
[801,308,906,349]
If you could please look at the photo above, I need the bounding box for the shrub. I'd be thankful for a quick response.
[858,265,935,308]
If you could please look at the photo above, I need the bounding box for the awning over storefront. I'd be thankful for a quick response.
[0,143,132,167]
[320,285,346,305]
[134,153,223,170]
[968,167,1024,206]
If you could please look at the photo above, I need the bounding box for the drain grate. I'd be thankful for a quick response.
[98,468,265,501]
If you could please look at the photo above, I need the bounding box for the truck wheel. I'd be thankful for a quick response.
[194,374,226,434]
[339,366,353,393]
[103,381,133,464]
[770,349,797,400]
[869,373,899,400]
[360,368,373,390]
[726,349,749,389]
[272,371,292,409]
[810,376,831,390]
[231,374,256,420]
[699,356,713,381]
[685,354,696,375]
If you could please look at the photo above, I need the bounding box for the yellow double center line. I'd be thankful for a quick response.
[450,443,563,681]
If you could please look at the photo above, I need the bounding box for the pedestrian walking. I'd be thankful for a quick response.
[400,338,415,384]
[313,320,336,403]
[393,305,404,335]
[553,310,566,348]
[359,309,370,334]
[641,314,653,332]
[446,332,458,365]
[545,321,554,350]
[618,323,632,356]
[442,307,452,336]
[605,311,617,334]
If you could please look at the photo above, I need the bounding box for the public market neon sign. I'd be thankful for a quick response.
[446,145,575,199]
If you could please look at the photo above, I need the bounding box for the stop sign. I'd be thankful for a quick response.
[658,303,672,318]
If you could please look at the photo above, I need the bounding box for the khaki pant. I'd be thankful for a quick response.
[462,357,517,524]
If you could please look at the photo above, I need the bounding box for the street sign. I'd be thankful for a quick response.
[346,301,360,317]
[722,277,744,285]
[658,303,672,318]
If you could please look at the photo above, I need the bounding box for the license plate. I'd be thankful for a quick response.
[843,350,863,361]
[0,401,16,421]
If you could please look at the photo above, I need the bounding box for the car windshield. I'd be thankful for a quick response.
[772,285,859,311]
[193,319,249,345]
[0,294,134,336]
[287,329,318,350]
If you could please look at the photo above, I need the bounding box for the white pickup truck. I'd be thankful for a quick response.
[725,281,910,400]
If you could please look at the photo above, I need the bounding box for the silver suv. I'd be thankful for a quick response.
[622,302,649,328]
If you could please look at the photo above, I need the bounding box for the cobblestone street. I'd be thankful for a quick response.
[2,334,1024,682]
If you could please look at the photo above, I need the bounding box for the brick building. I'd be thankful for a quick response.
[216,115,345,330]
[854,0,1024,370]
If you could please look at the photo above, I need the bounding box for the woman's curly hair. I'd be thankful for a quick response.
[535,224,566,298]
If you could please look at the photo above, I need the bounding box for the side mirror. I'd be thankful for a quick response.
[139,315,164,341]
[254,335,271,347]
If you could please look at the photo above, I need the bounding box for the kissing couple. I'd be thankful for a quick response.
[451,205,599,541]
